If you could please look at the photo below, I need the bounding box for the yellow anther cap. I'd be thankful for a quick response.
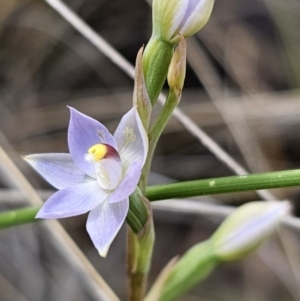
[87,144,107,162]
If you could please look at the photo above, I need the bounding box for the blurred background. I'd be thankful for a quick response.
[0,0,300,300]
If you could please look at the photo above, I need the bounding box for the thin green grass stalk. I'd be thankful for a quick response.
[0,206,40,229]
[1,169,300,229]
[146,169,300,201]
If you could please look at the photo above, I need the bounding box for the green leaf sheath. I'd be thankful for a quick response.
[143,36,174,105]
[146,169,300,201]
[126,189,150,233]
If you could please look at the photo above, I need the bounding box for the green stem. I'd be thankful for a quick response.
[1,169,300,229]
[143,36,174,105]
[140,89,180,191]
[127,200,155,301]
[146,169,300,201]
[158,240,219,301]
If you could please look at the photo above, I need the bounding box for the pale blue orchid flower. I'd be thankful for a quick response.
[25,107,148,257]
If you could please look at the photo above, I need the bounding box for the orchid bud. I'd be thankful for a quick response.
[153,0,215,43]
[212,201,291,261]
[167,36,187,96]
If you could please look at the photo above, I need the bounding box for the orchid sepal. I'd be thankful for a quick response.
[153,0,215,43]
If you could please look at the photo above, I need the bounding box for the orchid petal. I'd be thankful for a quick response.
[180,0,215,37]
[114,107,148,172]
[108,162,141,203]
[24,153,91,189]
[96,157,123,191]
[36,181,109,219]
[153,0,189,40]
[166,0,190,39]
[86,198,129,257]
[68,107,117,178]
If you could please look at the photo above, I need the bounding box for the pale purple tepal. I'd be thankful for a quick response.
[153,0,215,42]
[25,107,148,257]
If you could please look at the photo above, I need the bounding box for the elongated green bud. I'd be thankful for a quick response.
[157,201,290,301]
[212,201,291,261]
[143,0,215,106]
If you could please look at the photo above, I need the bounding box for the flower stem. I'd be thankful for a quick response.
[140,88,180,191]
[127,199,155,301]
[158,240,219,301]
